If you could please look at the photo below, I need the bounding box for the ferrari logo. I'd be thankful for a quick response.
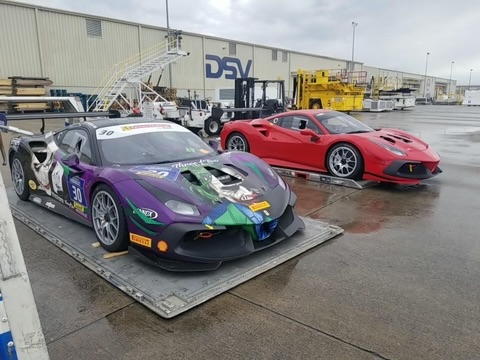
[408,164,415,172]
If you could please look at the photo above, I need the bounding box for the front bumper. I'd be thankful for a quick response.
[130,196,305,272]
[382,159,442,180]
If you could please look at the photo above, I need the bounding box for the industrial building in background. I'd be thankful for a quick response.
[0,0,462,109]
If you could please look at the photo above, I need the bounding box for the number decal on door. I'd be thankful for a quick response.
[67,176,87,207]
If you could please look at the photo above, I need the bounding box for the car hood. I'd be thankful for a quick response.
[356,128,429,152]
[119,152,283,207]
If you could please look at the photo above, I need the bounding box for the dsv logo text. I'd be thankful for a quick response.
[205,55,252,79]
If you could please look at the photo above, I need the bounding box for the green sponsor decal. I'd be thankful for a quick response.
[126,198,164,226]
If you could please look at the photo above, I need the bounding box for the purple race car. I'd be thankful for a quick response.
[8,118,304,271]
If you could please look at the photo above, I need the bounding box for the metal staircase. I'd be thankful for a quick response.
[89,31,188,112]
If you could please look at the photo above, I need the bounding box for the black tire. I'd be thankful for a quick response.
[226,132,250,152]
[205,117,221,136]
[91,184,129,252]
[326,143,363,180]
[11,153,30,201]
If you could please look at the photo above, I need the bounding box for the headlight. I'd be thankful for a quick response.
[370,139,405,156]
[165,200,200,216]
[264,165,286,189]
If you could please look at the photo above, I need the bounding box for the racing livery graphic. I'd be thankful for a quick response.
[8,119,304,271]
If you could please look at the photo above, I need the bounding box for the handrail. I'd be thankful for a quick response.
[87,37,179,110]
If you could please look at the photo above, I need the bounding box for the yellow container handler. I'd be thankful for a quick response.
[293,69,366,112]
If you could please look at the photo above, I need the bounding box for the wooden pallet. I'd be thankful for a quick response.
[14,88,46,96]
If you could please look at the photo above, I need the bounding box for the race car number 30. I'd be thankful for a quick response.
[67,176,87,207]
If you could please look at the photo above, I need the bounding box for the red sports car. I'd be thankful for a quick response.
[220,110,441,184]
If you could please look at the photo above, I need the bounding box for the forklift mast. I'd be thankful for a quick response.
[233,77,286,120]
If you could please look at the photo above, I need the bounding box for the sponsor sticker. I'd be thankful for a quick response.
[129,233,152,247]
[137,208,158,219]
[51,192,65,204]
[249,201,270,212]
[129,166,180,181]
[121,123,172,131]
[171,158,219,169]
[73,201,85,212]
[45,201,55,209]
[32,197,42,205]
[28,180,37,190]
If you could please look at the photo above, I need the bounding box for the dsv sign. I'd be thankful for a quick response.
[205,54,252,79]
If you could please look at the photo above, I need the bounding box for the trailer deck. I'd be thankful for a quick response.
[7,188,342,318]
[273,167,379,189]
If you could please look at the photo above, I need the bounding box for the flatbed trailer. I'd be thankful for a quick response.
[7,188,342,319]
[273,167,379,189]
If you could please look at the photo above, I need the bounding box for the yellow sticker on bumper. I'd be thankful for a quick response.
[129,233,152,247]
[249,201,270,212]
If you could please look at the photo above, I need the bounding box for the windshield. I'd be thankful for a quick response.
[96,122,214,166]
[314,112,374,134]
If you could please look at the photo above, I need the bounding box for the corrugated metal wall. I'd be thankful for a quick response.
[38,10,140,88]
[0,4,42,77]
[0,1,451,100]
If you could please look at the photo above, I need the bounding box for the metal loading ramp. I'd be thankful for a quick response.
[273,167,379,189]
[7,188,343,318]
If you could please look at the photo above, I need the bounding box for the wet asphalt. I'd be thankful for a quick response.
[2,105,480,359]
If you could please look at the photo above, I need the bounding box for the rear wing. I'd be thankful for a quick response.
[0,110,120,165]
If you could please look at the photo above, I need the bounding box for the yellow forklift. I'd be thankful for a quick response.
[292,69,366,112]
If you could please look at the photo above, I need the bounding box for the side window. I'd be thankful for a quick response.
[269,116,283,126]
[59,129,93,165]
[278,115,321,133]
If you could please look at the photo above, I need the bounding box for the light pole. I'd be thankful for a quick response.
[351,22,358,73]
[448,61,454,103]
[423,52,430,98]
[166,0,173,89]
[469,68,473,89]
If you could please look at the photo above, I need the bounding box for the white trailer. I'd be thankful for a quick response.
[462,90,480,106]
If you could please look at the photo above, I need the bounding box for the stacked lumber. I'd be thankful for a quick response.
[10,76,52,96]
[0,79,12,96]
[14,103,49,111]
[0,76,53,112]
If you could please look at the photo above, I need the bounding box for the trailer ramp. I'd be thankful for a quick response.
[7,188,342,318]
[273,167,379,189]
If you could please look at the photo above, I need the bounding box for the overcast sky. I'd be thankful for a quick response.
[23,0,480,84]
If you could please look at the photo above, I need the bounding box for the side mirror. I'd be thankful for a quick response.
[208,139,223,154]
[300,129,320,142]
[61,153,80,168]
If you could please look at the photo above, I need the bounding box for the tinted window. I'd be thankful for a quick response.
[278,115,320,133]
[59,129,93,164]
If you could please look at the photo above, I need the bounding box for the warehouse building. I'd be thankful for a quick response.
[0,0,455,104]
